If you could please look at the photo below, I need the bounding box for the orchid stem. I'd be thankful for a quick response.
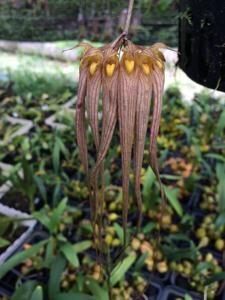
[111,0,134,49]
[124,0,134,34]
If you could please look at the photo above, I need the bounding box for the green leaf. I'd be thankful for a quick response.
[12,281,38,300]
[60,242,79,268]
[104,169,111,186]
[164,186,183,217]
[213,143,225,150]
[0,219,11,236]
[73,240,92,254]
[110,254,136,286]
[53,138,60,173]
[143,167,155,202]
[134,252,148,271]
[194,144,202,161]
[50,198,68,233]
[114,223,124,243]
[0,240,47,280]
[201,159,212,177]
[143,222,156,234]
[76,274,86,293]
[48,254,66,300]
[176,125,192,143]
[44,238,55,268]
[30,286,43,300]
[166,234,192,242]
[56,233,67,242]
[205,272,225,285]
[206,153,225,163]
[216,163,225,213]
[184,294,193,300]
[34,176,47,202]
[215,212,225,228]
[85,278,108,300]
[33,210,51,231]
[216,110,225,134]
[53,183,61,206]
[160,174,182,180]
[196,262,213,273]
[22,137,30,152]
[54,293,95,300]
[162,234,198,261]
[56,136,69,159]
[162,245,197,261]
[0,237,10,249]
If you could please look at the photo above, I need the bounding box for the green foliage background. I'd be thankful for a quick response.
[0,0,178,45]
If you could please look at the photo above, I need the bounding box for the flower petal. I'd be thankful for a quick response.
[149,66,165,201]
[86,58,103,224]
[76,65,88,176]
[90,51,119,187]
[134,72,152,229]
[89,50,119,239]
[86,61,102,150]
[118,47,139,244]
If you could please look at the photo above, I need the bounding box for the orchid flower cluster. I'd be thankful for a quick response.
[76,35,167,245]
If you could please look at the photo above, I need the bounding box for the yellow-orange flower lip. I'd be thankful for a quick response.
[156,60,164,70]
[125,59,135,74]
[142,63,151,75]
[106,63,116,77]
[89,62,98,76]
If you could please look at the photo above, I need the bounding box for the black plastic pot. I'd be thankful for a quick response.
[147,271,171,285]
[179,0,225,92]
[170,272,206,298]
[0,231,48,293]
[0,263,47,293]
[171,272,225,300]
[0,268,19,293]
[159,285,202,300]
[170,272,190,290]
[0,286,11,297]
[145,278,164,300]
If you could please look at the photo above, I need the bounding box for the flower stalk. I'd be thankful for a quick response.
[124,0,135,34]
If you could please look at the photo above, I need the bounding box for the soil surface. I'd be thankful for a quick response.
[0,218,27,255]
[0,191,30,213]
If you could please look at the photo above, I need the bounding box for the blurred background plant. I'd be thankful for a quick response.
[0,0,178,45]
[0,77,224,298]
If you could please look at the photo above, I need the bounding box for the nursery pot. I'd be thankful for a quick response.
[0,203,36,263]
[160,286,202,300]
[0,231,48,292]
[179,0,225,91]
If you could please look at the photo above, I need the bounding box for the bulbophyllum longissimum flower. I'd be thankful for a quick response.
[76,37,168,244]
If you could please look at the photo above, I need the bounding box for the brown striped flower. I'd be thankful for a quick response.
[75,37,169,245]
